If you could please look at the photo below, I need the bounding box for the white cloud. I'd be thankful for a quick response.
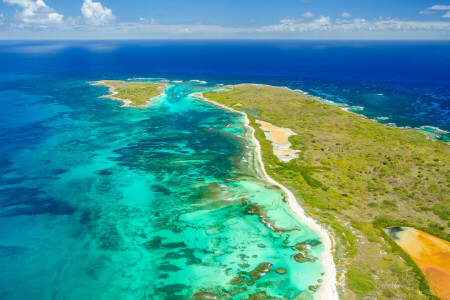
[302,12,315,18]
[428,5,450,10]
[0,8,449,40]
[314,15,331,25]
[179,28,191,33]
[81,0,115,25]
[280,18,298,24]
[3,0,63,25]
[257,17,450,38]
[140,17,159,25]
[419,10,436,14]
[341,12,351,18]
[443,11,450,18]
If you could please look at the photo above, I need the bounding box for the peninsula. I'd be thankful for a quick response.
[203,84,450,299]
[94,80,167,107]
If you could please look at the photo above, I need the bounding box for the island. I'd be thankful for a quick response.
[202,84,449,299]
[94,80,167,107]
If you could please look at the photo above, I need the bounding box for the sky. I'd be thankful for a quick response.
[0,0,450,39]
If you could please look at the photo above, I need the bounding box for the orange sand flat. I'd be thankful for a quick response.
[256,120,299,162]
[394,227,450,300]
[256,120,292,144]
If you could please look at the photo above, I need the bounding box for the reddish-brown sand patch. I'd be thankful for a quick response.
[256,120,299,162]
[394,227,450,300]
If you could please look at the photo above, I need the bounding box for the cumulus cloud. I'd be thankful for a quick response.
[341,12,351,18]
[302,12,315,18]
[443,11,450,18]
[3,0,63,26]
[81,0,115,25]
[428,5,450,10]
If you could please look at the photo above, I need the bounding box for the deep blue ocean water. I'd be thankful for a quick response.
[0,40,449,299]
[1,40,448,136]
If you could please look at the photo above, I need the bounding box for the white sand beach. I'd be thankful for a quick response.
[196,93,339,300]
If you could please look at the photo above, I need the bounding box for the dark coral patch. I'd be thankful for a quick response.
[141,236,187,250]
[246,291,279,300]
[231,276,245,284]
[193,290,219,299]
[157,264,182,272]
[0,187,75,217]
[246,203,300,232]
[97,225,123,250]
[292,242,317,263]
[156,284,187,295]
[308,284,320,292]
[249,262,272,279]
[96,169,113,176]
[293,253,316,263]
[152,184,172,195]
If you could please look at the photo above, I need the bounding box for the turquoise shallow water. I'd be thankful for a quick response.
[0,77,324,299]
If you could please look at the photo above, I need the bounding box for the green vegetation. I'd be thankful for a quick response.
[97,80,167,106]
[203,84,450,299]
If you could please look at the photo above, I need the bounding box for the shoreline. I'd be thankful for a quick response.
[92,80,134,107]
[292,88,450,143]
[195,93,339,300]
[226,83,449,143]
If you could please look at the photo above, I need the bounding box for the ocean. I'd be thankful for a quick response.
[0,40,448,299]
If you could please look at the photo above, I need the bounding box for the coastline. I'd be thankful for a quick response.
[92,80,133,107]
[293,88,450,144]
[228,83,449,143]
[201,83,450,299]
[195,93,339,300]
[226,83,449,143]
